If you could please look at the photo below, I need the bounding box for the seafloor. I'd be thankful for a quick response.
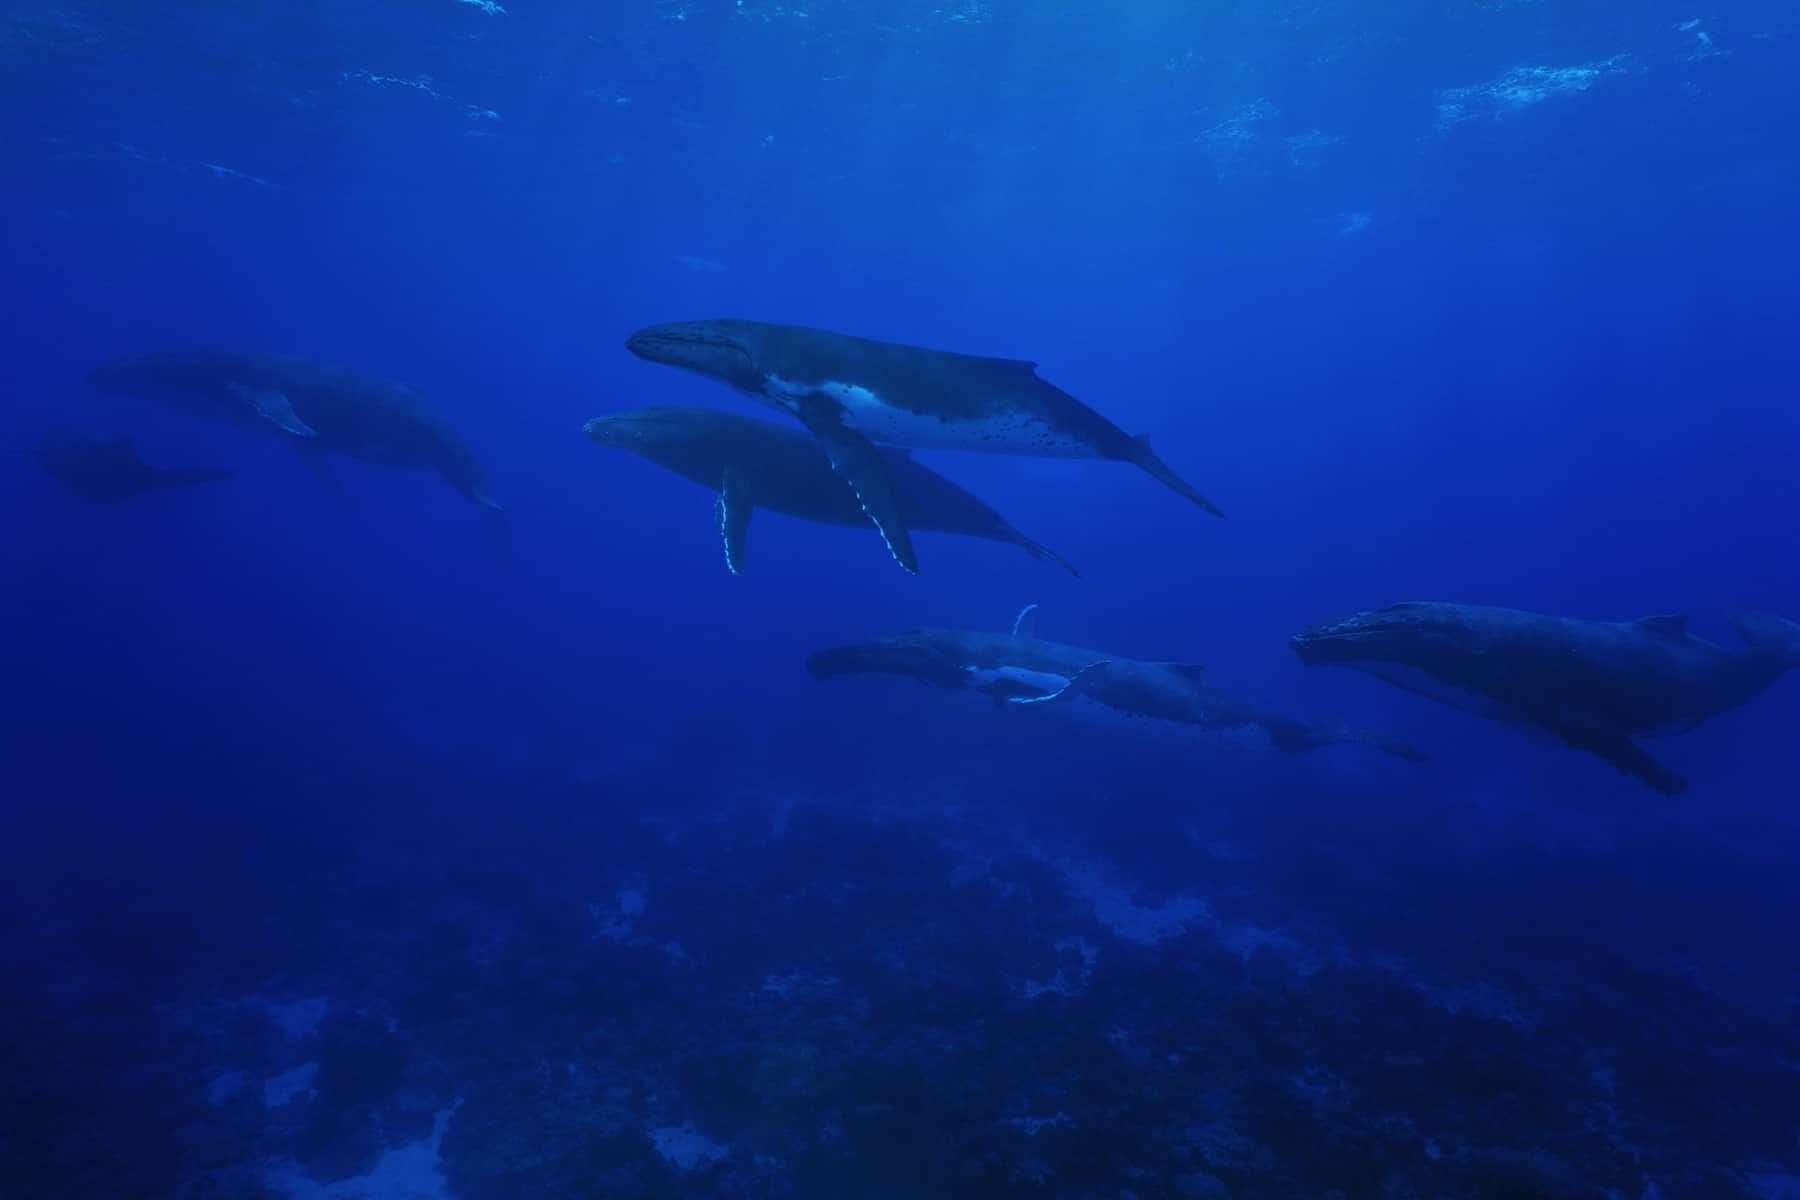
[8,738,1798,1200]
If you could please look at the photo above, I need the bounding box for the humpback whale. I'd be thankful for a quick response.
[39,435,232,503]
[90,352,501,513]
[583,407,1075,575]
[1290,601,1800,794]
[625,319,1221,573]
[809,606,1421,762]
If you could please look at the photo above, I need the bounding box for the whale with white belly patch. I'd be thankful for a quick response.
[806,605,1423,763]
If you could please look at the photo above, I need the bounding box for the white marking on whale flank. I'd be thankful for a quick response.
[967,666,1069,699]
[761,374,1094,456]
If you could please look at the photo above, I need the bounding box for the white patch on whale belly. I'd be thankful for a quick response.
[967,666,1070,699]
[762,374,1092,456]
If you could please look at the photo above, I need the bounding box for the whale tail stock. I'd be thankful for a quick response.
[1339,727,1430,764]
[1732,612,1800,668]
[1016,535,1080,577]
[1265,716,1428,764]
[1126,435,1226,519]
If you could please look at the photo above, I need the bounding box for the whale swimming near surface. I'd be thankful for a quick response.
[809,606,1422,762]
[1289,601,1800,794]
[39,435,232,503]
[90,352,502,514]
[583,406,1076,576]
[624,319,1222,573]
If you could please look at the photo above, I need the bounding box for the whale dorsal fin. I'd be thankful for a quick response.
[229,382,317,438]
[716,466,754,576]
[1011,603,1040,639]
[1635,614,1689,638]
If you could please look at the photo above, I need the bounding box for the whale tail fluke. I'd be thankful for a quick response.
[1732,612,1800,668]
[1126,435,1225,518]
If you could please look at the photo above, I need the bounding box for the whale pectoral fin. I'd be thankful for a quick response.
[717,466,753,576]
[230,383,317,438]
[1552,724,1688,796]
[791,398,918,574]
[1008,661,1110,707]
[1319,720,1430,764]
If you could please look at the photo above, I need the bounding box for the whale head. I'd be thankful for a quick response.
[625,320,764,391]
[1289,602,1475,669]
[581,407,706,453]
[89,351,266,428]
[806,631,971,690]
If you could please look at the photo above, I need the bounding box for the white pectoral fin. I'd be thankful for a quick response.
[790,397,918,574]
[230,383,317,438]
[716,466,753,576]
[1006,662,1108,706]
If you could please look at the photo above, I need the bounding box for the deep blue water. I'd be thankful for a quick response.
[4,2,1799,1197]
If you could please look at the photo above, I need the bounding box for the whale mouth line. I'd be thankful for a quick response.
[626,329,755,369]
[1289,628,1383,665]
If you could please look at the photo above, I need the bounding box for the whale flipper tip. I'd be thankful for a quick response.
[1129,435,1224,518]
[716,466,753,576]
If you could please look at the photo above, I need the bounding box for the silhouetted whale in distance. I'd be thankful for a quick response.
[40,435,232,503]
[91,351,502,515]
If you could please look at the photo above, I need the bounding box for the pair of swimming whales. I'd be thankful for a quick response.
[88,325,1800,793]
[819,602,1800,794]
[620,319,1224,574]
